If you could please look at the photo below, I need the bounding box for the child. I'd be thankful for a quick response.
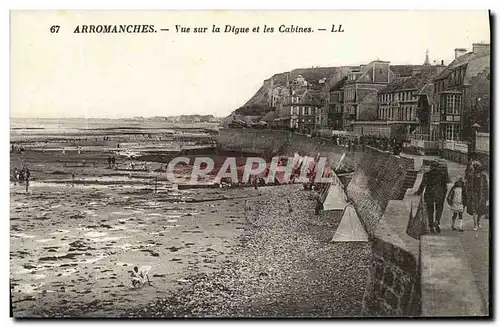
[447,177,467,232]
[130,266,152,288]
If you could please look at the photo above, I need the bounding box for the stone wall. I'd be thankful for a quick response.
[215,128,355,166]
[438,148,469,165]
[217,129,429,316]
[362,219,421,316]
[346,146,426,316]
[361,184,426,317]
[346,147,414,236]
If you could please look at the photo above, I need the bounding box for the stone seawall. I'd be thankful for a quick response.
[361,197,425,317]
[216,128,359,167]
[346,146,425,316]
[346,146,415,236]
[216,129,431,317]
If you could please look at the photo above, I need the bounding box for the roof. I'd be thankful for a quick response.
[261,111,278,122]
[416,83,434,96]
[293,88,307,97]
[308,90,323,104]
[390,65,421,77]
[434,50,490,80]
[463,54,490,85]
[329,77,347,92]
[416,83,438,106]
[379,76,411,93]
[379,72,436,93]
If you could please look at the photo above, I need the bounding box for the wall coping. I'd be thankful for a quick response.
[374,199,420,258]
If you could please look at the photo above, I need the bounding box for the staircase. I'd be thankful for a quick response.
[396,170,418,200]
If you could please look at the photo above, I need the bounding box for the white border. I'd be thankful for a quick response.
[3,1,499,327]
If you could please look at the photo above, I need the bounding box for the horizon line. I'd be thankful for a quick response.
[10,115,227,120]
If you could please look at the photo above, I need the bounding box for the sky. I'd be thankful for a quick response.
[10,10,490,119]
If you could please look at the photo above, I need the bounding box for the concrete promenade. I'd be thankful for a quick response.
[401,153,489,314]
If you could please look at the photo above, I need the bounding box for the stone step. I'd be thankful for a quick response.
[421,235,486,317]
[396,170,419,200]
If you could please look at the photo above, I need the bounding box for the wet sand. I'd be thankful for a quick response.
[11,129,371,318]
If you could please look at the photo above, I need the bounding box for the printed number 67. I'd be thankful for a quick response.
[50,25,60,33]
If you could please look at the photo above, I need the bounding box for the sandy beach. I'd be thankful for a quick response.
[10,122,370,318]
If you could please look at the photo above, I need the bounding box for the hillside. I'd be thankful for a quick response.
[233,66,341,117]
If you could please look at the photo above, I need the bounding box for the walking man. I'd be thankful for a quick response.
[415,160,449,233]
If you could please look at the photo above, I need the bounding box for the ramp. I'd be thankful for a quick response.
[332,204,368,242]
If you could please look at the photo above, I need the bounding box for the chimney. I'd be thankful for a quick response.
[441,60,444,65]
[454,48,467,59]
[472,43,490,55]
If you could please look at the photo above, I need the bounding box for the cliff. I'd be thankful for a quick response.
[232,66,341,117]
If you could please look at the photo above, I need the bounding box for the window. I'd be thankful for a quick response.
[446,94,461,114]
[445,124,460,140]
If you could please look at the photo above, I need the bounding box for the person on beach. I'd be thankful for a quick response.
[12,168,19,185]
[287,199,293,213]
[252,176,258,190]
[447,177,467,231]
[415,160,448,233]
[130,266,152,288]
[25,174,29,193]
[314,192,323,215]
[107,156,112,168]
[468,162,489,231]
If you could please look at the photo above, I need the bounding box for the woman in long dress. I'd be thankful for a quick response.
[469,162,489,230]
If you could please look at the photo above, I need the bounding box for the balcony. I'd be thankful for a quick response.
[430,113,440,123]
[328,112,343,118]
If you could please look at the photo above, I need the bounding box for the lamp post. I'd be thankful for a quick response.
[472,122,481,154]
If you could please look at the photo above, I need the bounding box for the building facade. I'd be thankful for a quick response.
[431,44,490,142]
[343,61,406,130]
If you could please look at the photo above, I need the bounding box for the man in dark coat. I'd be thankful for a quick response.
[415,160,449,233]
